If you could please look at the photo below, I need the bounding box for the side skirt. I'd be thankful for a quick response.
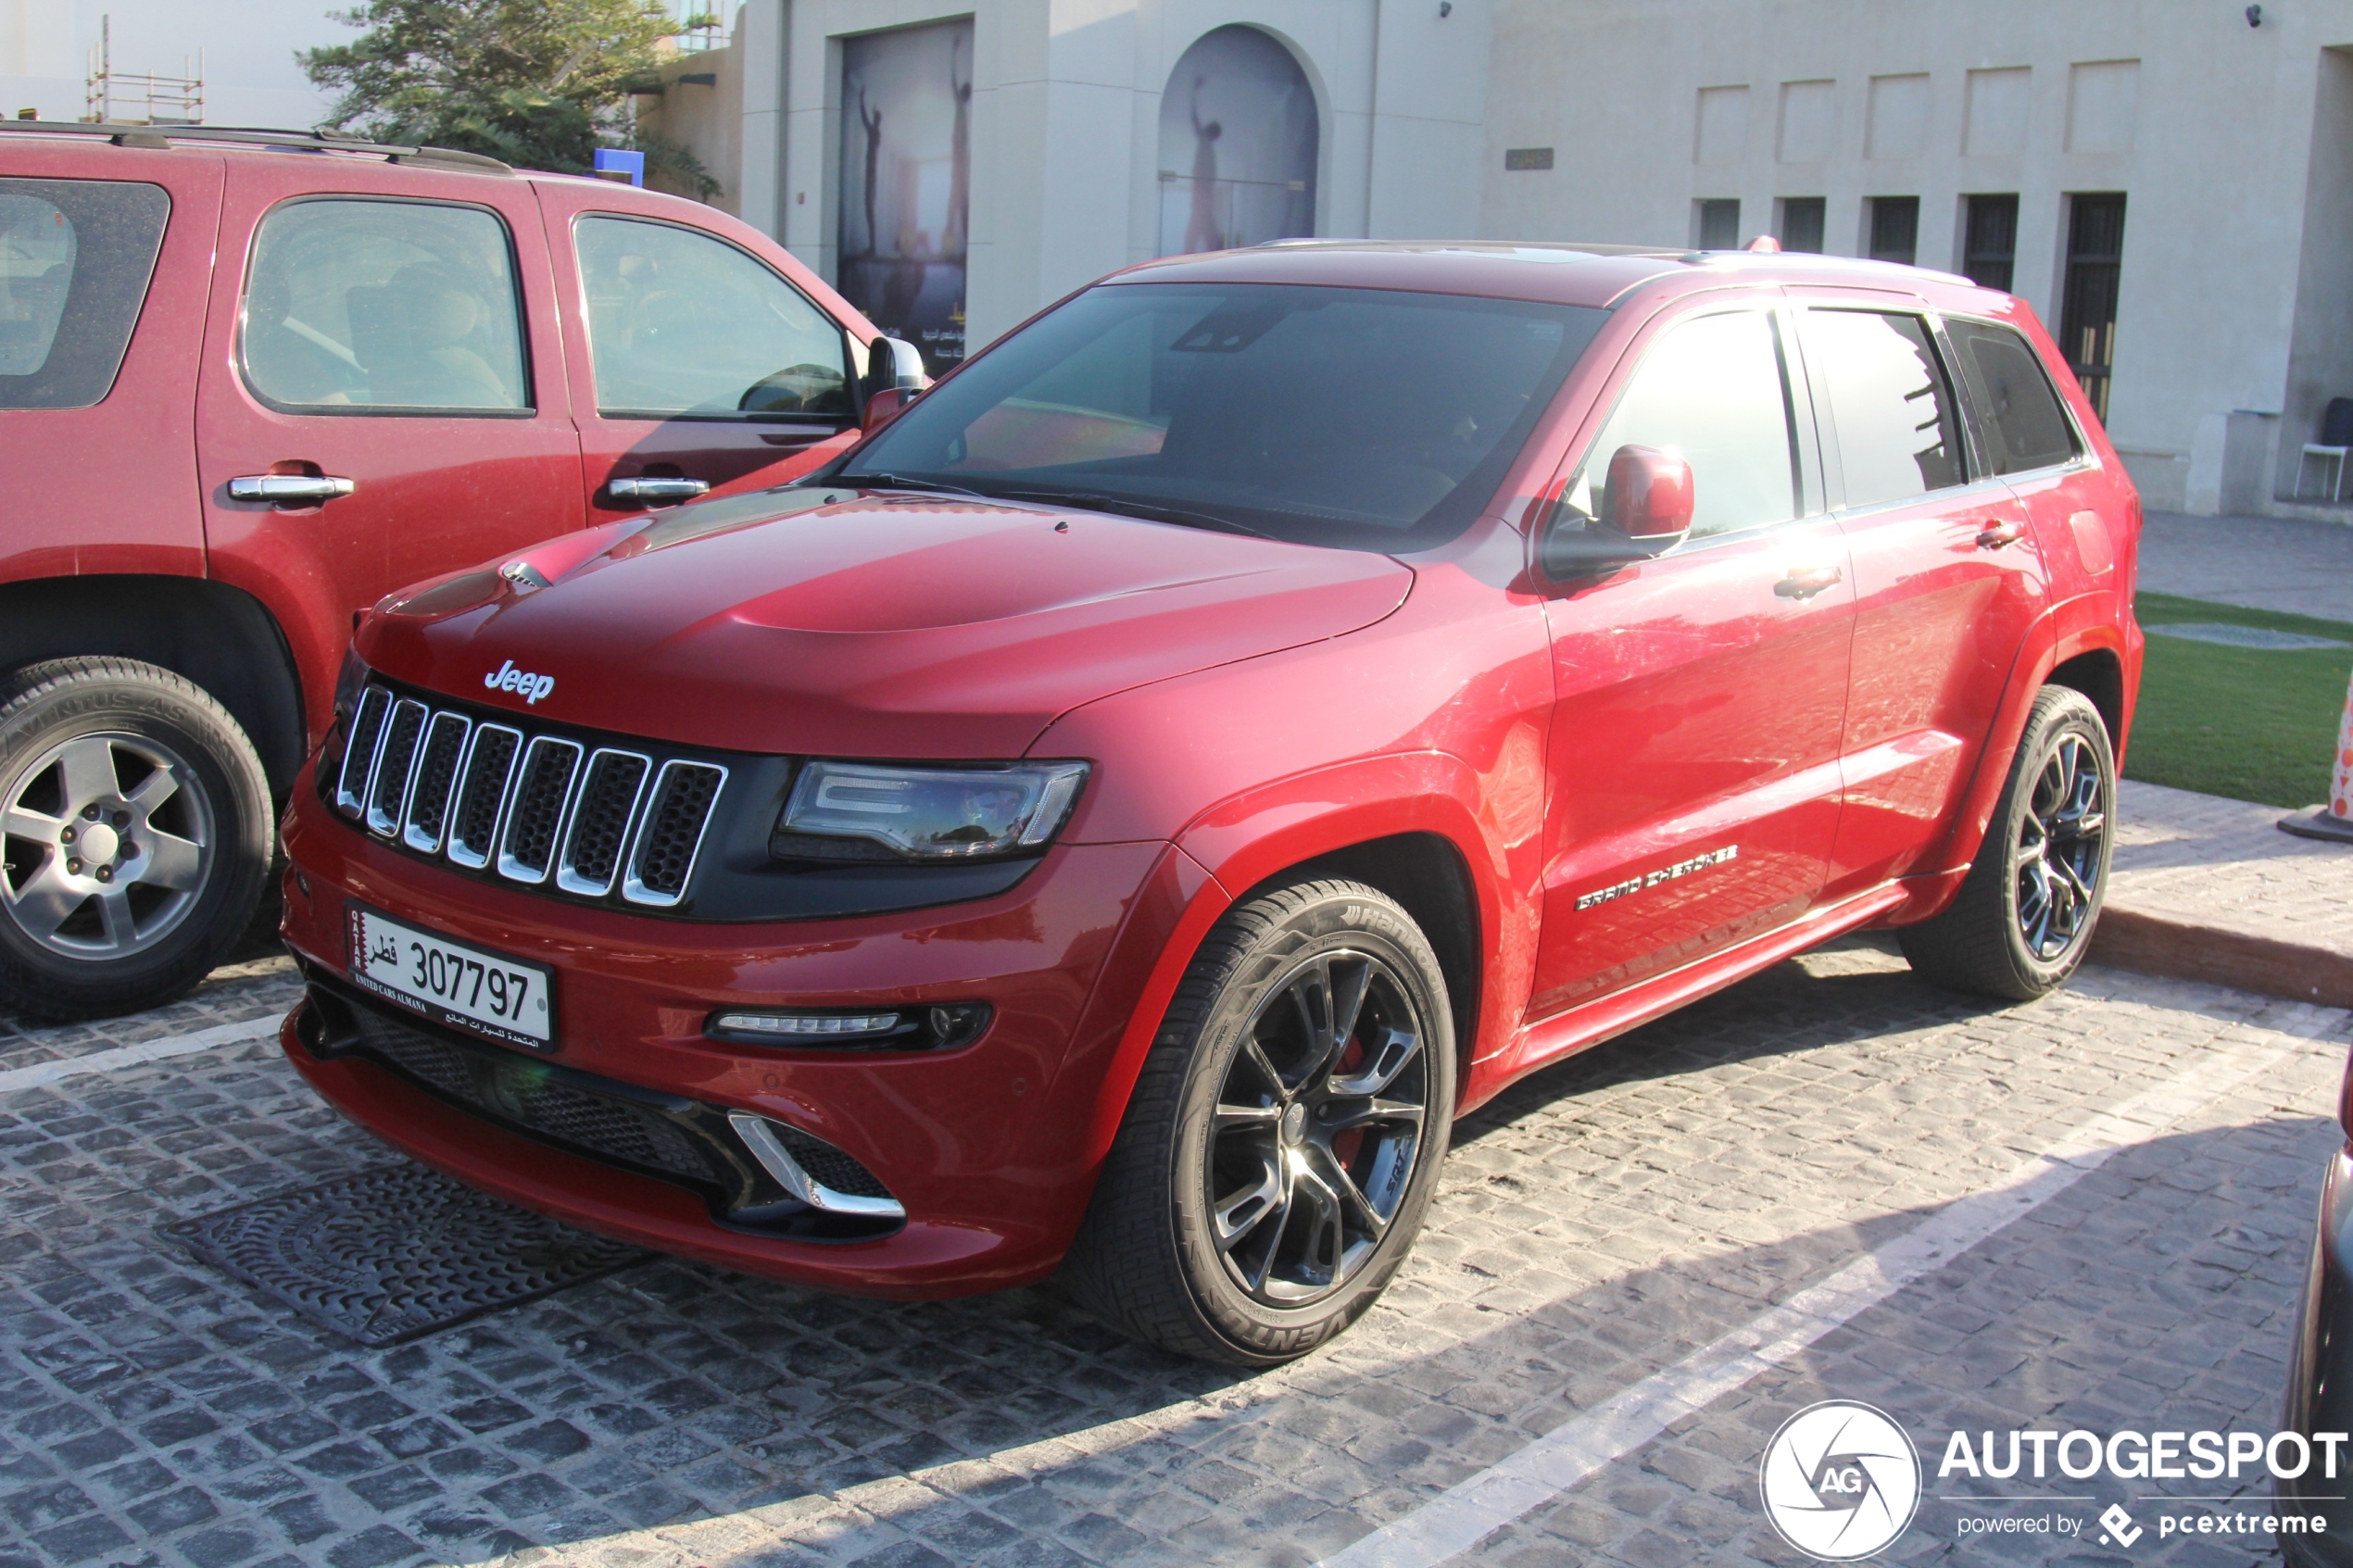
[1474,882,1911,1108]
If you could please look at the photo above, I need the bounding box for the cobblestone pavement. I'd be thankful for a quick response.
[1,945,2344,1568]
[2111,780,2353,955]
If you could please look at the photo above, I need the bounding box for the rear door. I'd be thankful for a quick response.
[1793,299,2052,897]
[196,157,584,737]
[0,142,220,586]
[532,181,868,525]
[1527,298,1855,1027]
[1943,313,2120,652]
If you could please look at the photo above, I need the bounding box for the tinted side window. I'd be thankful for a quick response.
[575,216,849,418]
[1806,309,1966,508]
[1946,319,2081,474]
[0,178,169,410]
[242,198,529,413]
[1563,308,1799,539]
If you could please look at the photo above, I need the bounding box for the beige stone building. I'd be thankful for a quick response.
[636,0,2353,519]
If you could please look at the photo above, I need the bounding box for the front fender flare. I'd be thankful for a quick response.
[1067,750,1529,1171]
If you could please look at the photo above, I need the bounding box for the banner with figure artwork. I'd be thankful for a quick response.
[1155,25,1318,257]
[838,19,972,372]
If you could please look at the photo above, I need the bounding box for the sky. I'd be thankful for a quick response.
[2,0,348,125]
[5,0,724,129]
[81,0,350,126]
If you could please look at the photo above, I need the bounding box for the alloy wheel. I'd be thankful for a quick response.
[0,732,215,960]
[2014,732,2107,962]
[1208,949,1430,1307]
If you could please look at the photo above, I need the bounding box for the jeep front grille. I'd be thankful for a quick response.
[333,682,726,909]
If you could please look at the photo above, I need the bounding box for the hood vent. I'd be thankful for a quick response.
[334,681,726,910]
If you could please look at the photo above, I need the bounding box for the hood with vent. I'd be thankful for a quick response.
[355,487,1415,760]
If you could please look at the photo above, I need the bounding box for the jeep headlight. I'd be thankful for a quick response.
[772,761,1090,862]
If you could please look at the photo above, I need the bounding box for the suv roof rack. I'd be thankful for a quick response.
[0,120,511,174]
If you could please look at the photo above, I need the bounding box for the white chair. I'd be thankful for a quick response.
[2298,443,2348,502]
[2300,399,2353,501]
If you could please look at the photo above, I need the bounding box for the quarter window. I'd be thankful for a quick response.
[242,199,529,412]
[1563,309,1801,540]
[1804,309,1966,508]
[1946,320,2080,475]
[0,177,170,410]
[574,216,849,419]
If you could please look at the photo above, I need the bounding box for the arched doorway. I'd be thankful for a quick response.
[1155,26,1317,257]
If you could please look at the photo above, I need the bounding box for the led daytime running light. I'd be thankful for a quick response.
[713,1010,900,1038]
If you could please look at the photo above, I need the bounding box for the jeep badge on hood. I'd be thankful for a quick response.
[484,659,555,705]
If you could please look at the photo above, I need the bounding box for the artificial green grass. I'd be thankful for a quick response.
[2123,592,2353,808]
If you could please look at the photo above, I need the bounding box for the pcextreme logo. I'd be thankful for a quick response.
[1759,1401,1922,1561]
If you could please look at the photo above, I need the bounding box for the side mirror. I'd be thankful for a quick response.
[1537,444,1694,581]
[1604,444,1694,546]
[860,335,930,433]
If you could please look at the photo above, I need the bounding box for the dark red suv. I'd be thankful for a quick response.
[280,241,2141,1363]
[0,120,908,1019]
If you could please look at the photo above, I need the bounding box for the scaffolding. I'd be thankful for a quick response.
[85,17,204,126]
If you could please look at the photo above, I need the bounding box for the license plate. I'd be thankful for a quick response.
[346,904,555,1049]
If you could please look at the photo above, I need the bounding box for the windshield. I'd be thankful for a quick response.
[830,282,1608,550]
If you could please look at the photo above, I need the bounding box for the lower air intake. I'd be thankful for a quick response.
[298,979,900,1242]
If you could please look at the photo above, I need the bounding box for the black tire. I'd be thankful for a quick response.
[0,658,271,1021]
[1898,685,2116,1001]
[1063,878,1456,1365]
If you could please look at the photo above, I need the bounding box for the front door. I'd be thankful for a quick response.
[533,184,863,525]
[196,160,585,734]
[1792,302,2053,898]
[1528,301,1855,1026]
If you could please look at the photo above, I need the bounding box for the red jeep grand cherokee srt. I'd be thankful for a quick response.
[281,241,2140,1363]
[0,120,908,1020]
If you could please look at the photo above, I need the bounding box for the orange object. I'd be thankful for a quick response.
[2334,669,2353,820]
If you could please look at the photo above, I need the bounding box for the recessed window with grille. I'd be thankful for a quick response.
[1962,194,2019,291]
[1780,195,1826,253]
[1867,196,1919,264]
[2058,193,2125,421]
[1695,198,1741,249]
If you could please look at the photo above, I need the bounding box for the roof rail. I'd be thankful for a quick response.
[0,120,512,173]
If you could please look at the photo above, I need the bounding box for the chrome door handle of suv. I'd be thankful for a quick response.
[609,476,711,503]
[1775,564,1843,599]
[227,474,356,506]
[1976,520,2027,550]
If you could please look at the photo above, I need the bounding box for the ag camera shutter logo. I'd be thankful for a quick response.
[1759,1400,1922,1561]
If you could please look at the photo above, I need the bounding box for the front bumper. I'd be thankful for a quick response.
[277,772,1194,1296]
[2280,1146,2353,1564]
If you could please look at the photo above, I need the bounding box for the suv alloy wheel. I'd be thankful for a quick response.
[1897,685,2117,1000]
[1065,879,1457,1364]
[0,659,271,1020]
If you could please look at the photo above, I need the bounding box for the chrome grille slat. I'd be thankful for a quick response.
[342,683,726,909]
[445,723,522,870]
[623,760,727,908]
[363,699,428,836]
[496,736,585,884]
[334,685,392,818]
[400,711,472,853]
[556,748,652,897]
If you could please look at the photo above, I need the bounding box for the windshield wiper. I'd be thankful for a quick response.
[981,486,1280,542]
[838,471,984,497]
